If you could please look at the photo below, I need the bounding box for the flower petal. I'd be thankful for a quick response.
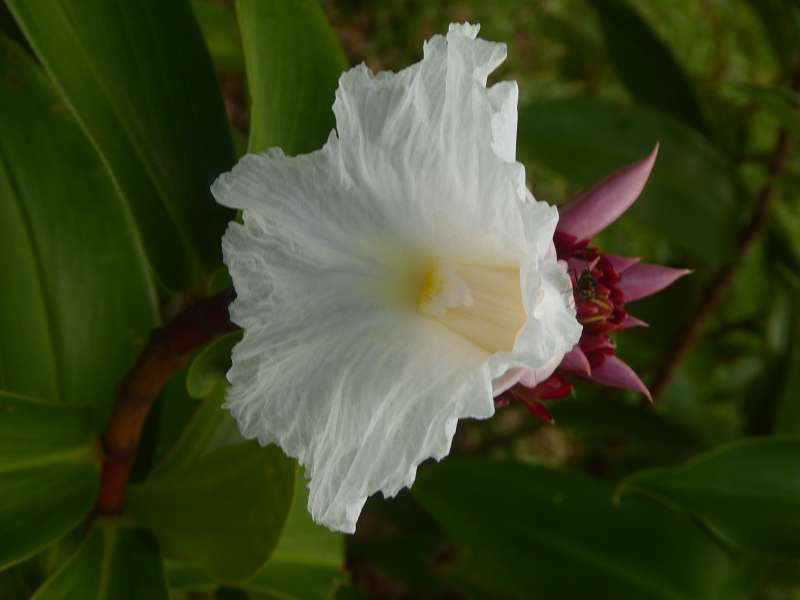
[222,214,495,533]
[500,352,567,392]
[617,262,692,303]
[620,313,649,329]
[605,254,640,274]
[212,23,580,533]
[587,355,652,401]
[558,345,592,375]
[557,144,659,241]
[330,23,540,262]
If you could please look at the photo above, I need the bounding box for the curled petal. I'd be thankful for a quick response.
[620,314,649,329]
[618,262,692,303]
[557,144,659,241]
[504,353,567,391]
[558,345,591,375]
[605,254,640,274]
[588,355,652,401]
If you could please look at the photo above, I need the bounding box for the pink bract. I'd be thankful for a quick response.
[497,145,690,420]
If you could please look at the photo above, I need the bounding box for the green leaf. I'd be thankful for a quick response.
[127,386,295,581]
[0,36,158,427]
[621,437,800,558]
[6,0,235,289]
[518,98,738,264]
[587,0,707,133]
[243,467,345,600]
[0,393,100,570]
[191,0,243,72]
[237,0,348,154]
[0,557,44,600]
[414,459,742,600]
[31,522,168,600]
[186,331,242,399]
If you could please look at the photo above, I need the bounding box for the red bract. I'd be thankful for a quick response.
[497,145,691,421]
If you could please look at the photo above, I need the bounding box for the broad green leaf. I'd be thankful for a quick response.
[7,0,235,289]
[0,393,100,570]
[414,459,742,600]
[243,468,345,600]
[0,557,44,600]
[587,0,707,133]
[0,3,27,51]
[148,384,241,477]
[31,522,168,600]
[621,437,800,557]
[164,562,215,593]
[237,0,348,154]
[0,36,158,427]
[127,386,295,581]
[518,98,738,264]
[191,0,243,72]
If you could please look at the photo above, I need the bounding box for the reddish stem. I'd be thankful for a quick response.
[95,288,236,514]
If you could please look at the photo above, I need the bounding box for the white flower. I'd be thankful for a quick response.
[211,23,581,533]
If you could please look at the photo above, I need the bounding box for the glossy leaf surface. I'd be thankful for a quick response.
[237,0,348,154]
[0,36,158,426]
[7,0,235,289]
[128,386,295,581]
[622,437,800,557]
[244,469,345,599]
[0,394,99,570]
[414,459,742,600]
[31,523,168,600]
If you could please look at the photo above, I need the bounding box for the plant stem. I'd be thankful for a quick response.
[650,74,800,399]
[95,288,236,514]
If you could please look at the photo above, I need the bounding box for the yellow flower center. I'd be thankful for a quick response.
[417,261,526,354]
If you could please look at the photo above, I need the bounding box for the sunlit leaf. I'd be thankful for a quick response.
[7,0,235,289]
[621,437,800,557]
[237,0,348,154]
[0,394,99,571]
[414,459,743,600]
[31,522,168,600]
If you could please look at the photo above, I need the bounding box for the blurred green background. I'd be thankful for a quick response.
[1,0,799,599]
